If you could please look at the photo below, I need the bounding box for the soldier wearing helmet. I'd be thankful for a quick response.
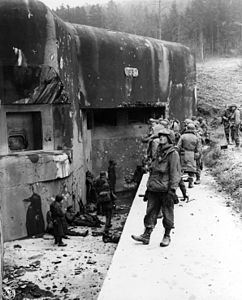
[229,104,240,147]
[132,127,181,247]
[176,121,202,188]
[50,195,67,247]
[159,119,170,128]
[221,106,233,145]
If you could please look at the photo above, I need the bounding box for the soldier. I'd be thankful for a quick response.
[86,170,97,205]
[50,195,67,247]
[176,123,202,188]
[191,116,200,129]
[181,119,193,134]
[194,125,204,184]
[146,124,164,160]
[221,106,233,145]
[95,171,113,233]
[170,118,181,145]
[131,129,181,247]
[159,118,170,128]
[141,118,158,143]
[229,104,240,147]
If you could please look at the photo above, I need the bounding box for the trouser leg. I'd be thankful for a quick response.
[161,195,174,231]
[159,194,174,247]
[179,178,187,200]
[234,125,240,147]
[144,191,163,229]
[188,172,195,188]
[224,126,230,144]
[231,126,235,142]
[195,160,201,184]
[104,208,112,233]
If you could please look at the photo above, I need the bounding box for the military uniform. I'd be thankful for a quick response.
[95,172,113,233]
[132,129,181,247]
[50,195,66,246]
[221,108,233,144]
[230,105,240,147]
[176,123,202,188]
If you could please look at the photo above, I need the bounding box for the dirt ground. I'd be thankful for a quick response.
[3,191,135,300]
[197,57,242,118]
[198,57,242,213]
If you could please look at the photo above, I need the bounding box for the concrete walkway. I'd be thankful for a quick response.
[98,172,242,300]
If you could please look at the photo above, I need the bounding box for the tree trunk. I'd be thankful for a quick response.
[199,28,204,61]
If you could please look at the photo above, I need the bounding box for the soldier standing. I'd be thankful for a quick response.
[221,106,233,145]
[95,171,113,233]
[230,104,240,147]
[176,123,202,188]
[131,129,181,247]
[50,195,67,247]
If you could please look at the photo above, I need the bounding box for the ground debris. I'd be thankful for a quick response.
[102,232,120,243]
[3,279,55,300]
[3,192,133,299]
[86,259,96,265]
[51,261,62,264]
[60,287,68,293]
[3,263,55,299]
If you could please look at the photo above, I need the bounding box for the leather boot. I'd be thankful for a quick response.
[160,235,171,247]
[58,238,67,247]
[182,193,189,202]
[194,175,201,185]
[131,228,153,245]
[180,184,188,201]
[78,230,89,237]
[188,177,194,188]
[160,228,171,247]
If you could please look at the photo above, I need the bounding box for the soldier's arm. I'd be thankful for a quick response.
[169,151,181,191]
[235,110,241,125]
[175,135,183,153]
[56,205,65,217]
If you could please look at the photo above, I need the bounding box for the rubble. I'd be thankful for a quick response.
[3,264,55,299]
[3,194,132,299]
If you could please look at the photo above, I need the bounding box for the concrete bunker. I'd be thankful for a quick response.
[0,0,196,240]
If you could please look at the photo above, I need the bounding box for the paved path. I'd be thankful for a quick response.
[98,171,242,300]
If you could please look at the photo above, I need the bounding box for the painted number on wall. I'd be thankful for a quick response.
[124,67,139,77]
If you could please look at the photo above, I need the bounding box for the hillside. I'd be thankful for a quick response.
[197,57,242,122]
[199,57,242,212]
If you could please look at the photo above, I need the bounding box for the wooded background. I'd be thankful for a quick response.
[53,0,242,60]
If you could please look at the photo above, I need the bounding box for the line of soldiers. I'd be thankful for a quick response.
[221,104,241,147]
[143,116,206,189]
[46,160,117,247]
[86,160,117,236]
[131,115,207,247]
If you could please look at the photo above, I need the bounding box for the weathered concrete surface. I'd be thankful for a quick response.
[0,215,3,297]
[0,151,72,241]
[92,124,148,190]
[98,172,242,300]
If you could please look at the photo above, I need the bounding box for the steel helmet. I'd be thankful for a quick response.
[158,128,175,144]
[153,124,166,135]
[184,118,193,124]
[186,123,196,131]
[159,120,169,128]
